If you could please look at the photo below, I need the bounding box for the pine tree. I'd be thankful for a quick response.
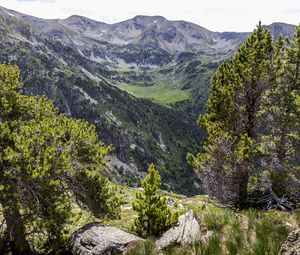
[258,25,300,204]
[188,23,274,206]
[0,64,123,254]
[132,164,178,238]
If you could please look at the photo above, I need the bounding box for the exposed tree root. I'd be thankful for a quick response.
[248,188,294,211]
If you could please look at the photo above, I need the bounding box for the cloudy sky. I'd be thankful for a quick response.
[0,0,299,32]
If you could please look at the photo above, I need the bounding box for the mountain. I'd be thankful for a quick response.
[0,6,296,193]
[265,22,297,39]
[61,15,243,54]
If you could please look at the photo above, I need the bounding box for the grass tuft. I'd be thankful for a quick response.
[126,239,155,255]
[196,234,222,255]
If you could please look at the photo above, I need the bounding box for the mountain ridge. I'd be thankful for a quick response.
[1,6,295,55]
[1,6,296,33]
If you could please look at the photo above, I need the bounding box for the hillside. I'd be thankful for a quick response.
[0,5,299,254]
[0,6,296,193]
[70,184,299,255]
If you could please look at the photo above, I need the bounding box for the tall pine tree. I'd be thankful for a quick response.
[257,25,300,206]
[188,23,274,206]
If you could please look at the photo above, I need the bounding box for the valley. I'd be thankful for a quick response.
[0,3,299,254]
[0,6,296,194]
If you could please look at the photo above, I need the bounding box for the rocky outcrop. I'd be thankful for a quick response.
[155,210,200,249]
[280,229,300,255]
[70,223,142,255]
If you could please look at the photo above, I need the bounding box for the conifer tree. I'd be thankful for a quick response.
[258,25,300,204]
[132,164,178,238]
[188,23,274,206]
[0,64,123,254]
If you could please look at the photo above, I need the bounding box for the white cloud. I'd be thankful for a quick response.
[0,0,299,31]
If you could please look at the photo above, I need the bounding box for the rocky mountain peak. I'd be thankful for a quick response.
[267,22,296,39]
[132,15,166,23]
[1,6,296,55]
[62,15,108,32]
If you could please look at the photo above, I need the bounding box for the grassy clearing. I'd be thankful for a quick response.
[47,184,296,255]
[119,82,190,105]
[117,188,295,255]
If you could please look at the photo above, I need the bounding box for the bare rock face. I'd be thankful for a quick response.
[155,210,200,249]
[280,229,300,255]
[70,223,142,255]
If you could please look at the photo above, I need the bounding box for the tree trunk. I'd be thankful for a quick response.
[195,164,250,207]
[2,200,32,254]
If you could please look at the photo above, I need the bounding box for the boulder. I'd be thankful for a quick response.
[155,210,200,249]
[280,229,300,255]
[70,223,142,255]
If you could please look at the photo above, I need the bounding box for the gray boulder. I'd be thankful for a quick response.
[280,229,300,255]
[70,223,142,255]
[155,210,200,249]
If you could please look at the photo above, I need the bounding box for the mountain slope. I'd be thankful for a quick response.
[0,7,204,194]
[0,6,296,193]
[1,7,295,111]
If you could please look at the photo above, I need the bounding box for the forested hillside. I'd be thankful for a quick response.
[0,5,299,253]
[0,6,296,194]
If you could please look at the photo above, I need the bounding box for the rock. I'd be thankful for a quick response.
[179,195,187,199]
[280,229,300,255]
[194,181,201,189]
[178,203,184,209]
[121,206,132,211]
[240,215,249,230]
[200,231,214,244]
[167,198,176,207]
[155,210,200,249]
[284,221,298,232]
[70,223,142,255]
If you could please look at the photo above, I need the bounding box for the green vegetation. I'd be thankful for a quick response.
[123,190,293,255]
[225,219,244,255]
[126,239,156,255]
[0,39,203,195]
[119,82,190,105]
[258,28,300,202]
[0,15,298,254]
[115,55,216,109]
[189,23,300,208]
[0,64,122,254]
[132,164,178,238]
[202,207,233,231]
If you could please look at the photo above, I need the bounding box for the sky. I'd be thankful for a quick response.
[0,0,299,32]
